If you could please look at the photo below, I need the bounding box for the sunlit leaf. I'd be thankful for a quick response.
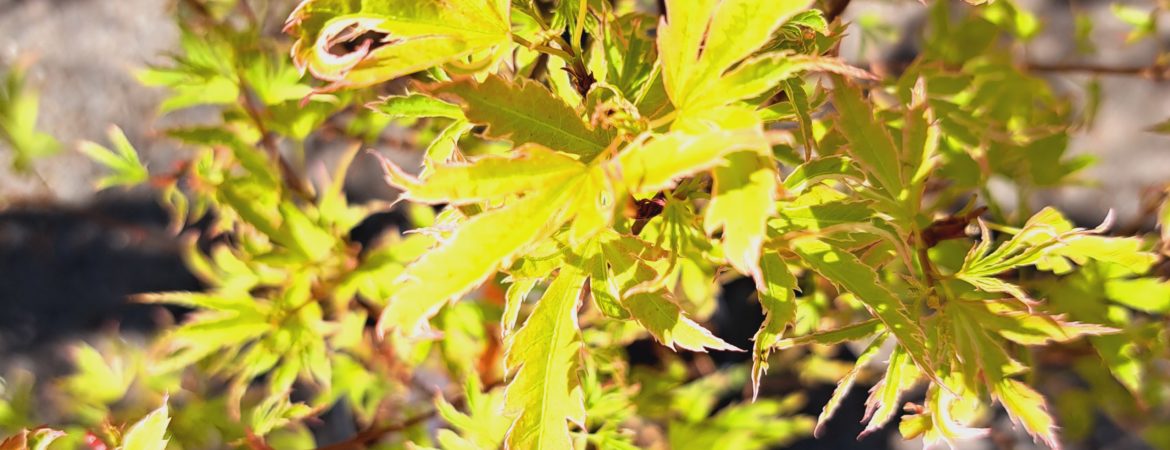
[791,237,935,380]
[617,129,769,195]
[705,151,778,282]
[658,0,809,110]
[426,75,615,158]
[814,335,884,436]
[750,251,798,397]
[623,292,739,352]
[503,268,588,450]
[79,126,150,190]
[829,75,903,198]
[286,0,511,88]
[120,401,170,450]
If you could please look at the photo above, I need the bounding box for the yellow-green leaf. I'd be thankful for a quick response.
[377,181,578,337]
[830,75,904,198]
[382,145,587,205]
[503,268,588,450]
[622,292,739,352]
[286,0,511,88]
[617,129,769,196]
[658,0,810,110]
[120,401,170,450]
[995,379,1059,450]
[750,251,798,398]
[815,335,885,436]
[79,126,149,190]
[704,151,777,281]
[791,237,934,380]
[426,75,615,158]
[862,346,921,434]
[372,93,465,120]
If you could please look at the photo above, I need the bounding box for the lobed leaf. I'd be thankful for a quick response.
[425,75,615,158]
[705,152,778,282]
[750,251,799,397]
[861,346,921,434]
[79,126,150,190]
[814,335,885,436]
[503,268,589,450]
[377,182,578,337]
[286,0,511,88]
[830,75,904,199]
[120,401,170,450]
[658,0,810,110]
[791,237,935,382]
[623,292,739,352]
[617,129,769,196]
[382,145,587,205]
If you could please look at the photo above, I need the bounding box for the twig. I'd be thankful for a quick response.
[1026,62,1170,80]
[237,79,317,200]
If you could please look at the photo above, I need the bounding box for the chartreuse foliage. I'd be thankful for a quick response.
[6,0,1170,449]
[0,60,59,174]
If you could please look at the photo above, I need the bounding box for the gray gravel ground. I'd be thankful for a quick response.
[0,0,182,202]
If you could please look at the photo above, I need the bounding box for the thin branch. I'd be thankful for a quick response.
[237,80,317,200]
[1026,62,1170,80]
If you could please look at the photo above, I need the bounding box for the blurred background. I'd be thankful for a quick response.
[0,0,1168,449]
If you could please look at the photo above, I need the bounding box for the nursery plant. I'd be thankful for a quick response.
[3,0,1170,449]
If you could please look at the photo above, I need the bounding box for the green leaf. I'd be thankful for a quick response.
[951,298,1116,346]
[503,268,588,450]
[658,0,810,110]
[705,152,778,282]
[830,75,904,198]
[0,62,60,173]
[120,401,170,450]
[959,208,1157,299]
[783,78,817,154]
[750,252,799,397]
[425,75,615,158]
[995,379,1059,449]
[782,156,866,193]
[78,126,150,189]
[1112,4,1156,43]
[815,335,885,436]
[421,120,475,178]
[377,145,616,337]
[791,237,934,381]
[771,188,877,233]
[1106,277,1170,313]
[383,145,587,205]
[861,346,921,434]
[286,0,511,88]
[503,279,537,334]
[372,93,465,120]
[377,181,577,337]
[695,54,871,111]
[622,292,739,352]
[63,343,133,405]
[617,129,769,195]
[435,377,510,449]
[582,231,668,320]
